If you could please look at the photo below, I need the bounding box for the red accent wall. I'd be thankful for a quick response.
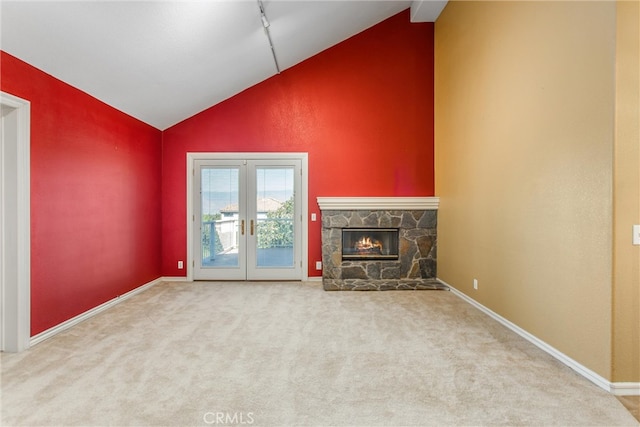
[162,10,435,277]
[1,52,163,335]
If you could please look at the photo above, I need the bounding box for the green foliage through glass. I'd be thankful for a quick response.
[257,197,294,249]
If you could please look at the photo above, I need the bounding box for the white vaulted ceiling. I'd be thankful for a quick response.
[0,1,446,130]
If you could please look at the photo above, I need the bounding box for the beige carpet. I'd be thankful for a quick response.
[1,281,637,426]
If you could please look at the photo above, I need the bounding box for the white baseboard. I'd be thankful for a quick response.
[307,276,323,282]
[439,278,640,397]
[30,277,163,347]
[161,276,190,282]
[611,382,640,396]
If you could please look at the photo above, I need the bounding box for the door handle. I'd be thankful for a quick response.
[241,220,245,235]
[250,220,254,236]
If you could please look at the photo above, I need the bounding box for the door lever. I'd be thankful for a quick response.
[250,220,254,236]
[241,219,245,235]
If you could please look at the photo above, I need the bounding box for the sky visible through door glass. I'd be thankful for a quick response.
[201,167,293,215]
[256,167,293,202]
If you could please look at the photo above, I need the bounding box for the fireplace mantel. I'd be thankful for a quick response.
[317,197,439,211]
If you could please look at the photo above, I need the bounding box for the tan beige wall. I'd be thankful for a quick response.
[612,0,640,382]
[435,1,617,379]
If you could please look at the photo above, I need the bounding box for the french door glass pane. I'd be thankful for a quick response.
[201,167,240,268]
[255,167,294,268]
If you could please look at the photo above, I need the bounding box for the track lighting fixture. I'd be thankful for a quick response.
[257,0,280,73]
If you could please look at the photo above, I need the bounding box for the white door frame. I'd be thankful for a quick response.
[1,91,31,353]
[187,152,308,281]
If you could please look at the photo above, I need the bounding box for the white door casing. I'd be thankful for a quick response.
[0,91,31,353]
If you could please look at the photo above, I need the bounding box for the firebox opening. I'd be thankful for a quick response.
[342,228,399,260]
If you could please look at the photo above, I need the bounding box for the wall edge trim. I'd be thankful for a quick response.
[439,278,638,396]
[30,277,163,347]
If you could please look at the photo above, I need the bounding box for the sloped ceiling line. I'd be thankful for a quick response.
[0,1,445,130]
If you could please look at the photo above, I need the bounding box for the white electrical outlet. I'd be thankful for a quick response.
[316,261,322,270]
[633,225,640,246]
[311,213,317,221]
[178,261,184,269]
[473,279,478,290]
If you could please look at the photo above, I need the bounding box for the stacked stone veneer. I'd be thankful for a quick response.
[321,209,445,291]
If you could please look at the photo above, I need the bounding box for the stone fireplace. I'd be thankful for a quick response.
[318,197,446,291]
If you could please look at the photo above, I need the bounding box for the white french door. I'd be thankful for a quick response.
[192,157,303,281]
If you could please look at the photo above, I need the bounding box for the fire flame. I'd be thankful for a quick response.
[355,236,383,252]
